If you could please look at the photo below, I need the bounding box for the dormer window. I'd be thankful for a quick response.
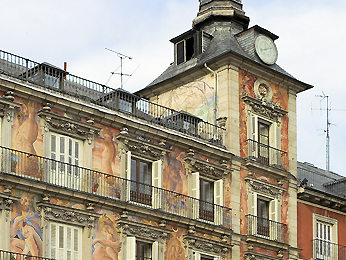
[176,37,195,65]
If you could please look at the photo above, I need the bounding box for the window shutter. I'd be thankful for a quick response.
[190,172,200,219]
[269,198,279,240]
[59,225,64,259]
[214,179,223,225]
[125,151,132,201]
[126,237,136,260]
[66,226,72,260]
[249,114,258,157]
[50,134,57,183]
[50,224,57,259]
[152,160,162,209]
[73,228,79,260]
[194,252,201,260]
[152,241,159,260]
[248,192,257,236]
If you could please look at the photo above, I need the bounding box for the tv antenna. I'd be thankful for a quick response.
[105,48,132,89]
[312,92,346,171]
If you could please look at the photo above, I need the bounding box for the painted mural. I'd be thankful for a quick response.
[164,226,186,260]
[10,192,42,257]
[157,79,215,123]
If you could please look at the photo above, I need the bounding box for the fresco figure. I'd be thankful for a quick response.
[163,149,186,194]
[165,227,186,260]
[99,128,116,176]
[14,101,39,177]
[11,193,42,258]
[92,214,120,260]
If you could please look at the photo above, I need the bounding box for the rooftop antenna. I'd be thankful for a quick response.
[105,48,132,89]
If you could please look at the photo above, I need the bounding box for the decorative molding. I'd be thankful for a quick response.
[245,176,286,199]
[184,149,232,179]
[117,219,170,243]
[37,110,101,144]
[0,194,19,222]
[37,202,98,238]
[242,94,287,123]
[183,234,232,260]
[0,96,22,123]
[244,251,280,260]
[116,132,171,161]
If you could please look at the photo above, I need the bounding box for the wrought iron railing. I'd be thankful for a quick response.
[247,139,287,167]
[0,250,55,260]
[313,239,346,260]
[0,146,231,227]
[0,50,224,146]
[247,215,287,242]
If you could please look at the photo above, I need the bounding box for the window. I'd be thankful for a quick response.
[189,172,223,224]
[176,37,195,65]
[248,192,280,240]
[258,121,270,164]
[193,251,219,260]
[49,133,83,189]
[126,237,158,260]
[124,151,162,208]
[47,222,82,260]
[313,214,338,260]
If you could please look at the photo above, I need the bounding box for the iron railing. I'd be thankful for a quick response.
[247,215,287,243]
[313,239,346,260]
[0,250,55,260]
[0,146,231,227]
[247,139,287,167]
[0,50,224,146]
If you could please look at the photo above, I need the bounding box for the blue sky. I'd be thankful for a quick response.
[1,0,346,174]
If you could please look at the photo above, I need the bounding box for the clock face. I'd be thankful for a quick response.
[255,35,278,65]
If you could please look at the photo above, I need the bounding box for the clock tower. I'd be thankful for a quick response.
[136,1,312,259]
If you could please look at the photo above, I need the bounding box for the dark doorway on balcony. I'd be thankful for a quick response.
[130,158,152,206]
[257,198,270,237]
[258,121,270,164]
[200,178,214,222]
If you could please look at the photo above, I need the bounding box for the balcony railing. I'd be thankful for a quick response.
[247,139,287,168]
[0,146,231,227]
[0,250,55,260]
[0,50,224,146]
[313,239,346,260]
[247,215,287,243]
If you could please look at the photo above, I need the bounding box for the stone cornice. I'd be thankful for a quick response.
[37,202,99,237]
[244,251,282,260]
[242,95,287,123]
[245,176,287,198]
[184,149,232,179]
[37,110,101,144]
[116,130,171,161]
[117,218,170,243]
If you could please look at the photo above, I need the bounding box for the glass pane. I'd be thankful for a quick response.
[75,142,79,159]
[60,137,65,154]
[59,226,64,248]
[51,135,56,152]
[258,199,269,219]
[69,139,72,156]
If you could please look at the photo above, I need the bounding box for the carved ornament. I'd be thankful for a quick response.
[244,251,280,260]
[184,149,232,179]
[117,219,170,243]
[242,94,287,123]
[0,95,22,123]
[183,234,232,260]
[37,202,98,238]
[116,133,171,161]
[37,110,101,144]
[245,177,286,198]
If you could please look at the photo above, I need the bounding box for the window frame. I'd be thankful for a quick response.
[193,251,220,260]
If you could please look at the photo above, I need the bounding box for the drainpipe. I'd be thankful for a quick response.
[204,63,218,129]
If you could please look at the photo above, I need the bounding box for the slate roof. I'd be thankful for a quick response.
[297,161,346,199]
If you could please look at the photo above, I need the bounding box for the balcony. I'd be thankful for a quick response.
[0,146,231,227]
[313,239,346,260]
[247,215,287,243]
[0,50,224,147]
[0,250,55,260]
[246,139,287,169]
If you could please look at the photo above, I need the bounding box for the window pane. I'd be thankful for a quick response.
[59,226,64,249]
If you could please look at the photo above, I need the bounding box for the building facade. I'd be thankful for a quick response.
[0,0,312,260]
[297,162,346,260]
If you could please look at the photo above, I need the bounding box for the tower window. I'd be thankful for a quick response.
[176,36,195,65]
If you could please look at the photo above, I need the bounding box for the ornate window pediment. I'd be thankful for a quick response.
[116,130,171,161]
[37,202,98,238]
[37,110,101,144]
[184,149,232,180]
[0,93,22,122]
[183,232,232,260]
[245,176,286,199]
[116,219,170,243]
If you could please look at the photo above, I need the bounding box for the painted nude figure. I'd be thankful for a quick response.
[92,214,120,260]
[11,193,43,259]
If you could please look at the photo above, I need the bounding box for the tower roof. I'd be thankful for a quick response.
[193,0,249,30]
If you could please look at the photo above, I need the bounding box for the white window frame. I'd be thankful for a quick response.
[46,221,82,260]
[247,113,281,165]
[313,214,338,260]
[189,172,224,225]
[193,251,220,260]
[125,236,159,260]
[248,191,280,240]
[122,151,163,209]
[48,132,83,190]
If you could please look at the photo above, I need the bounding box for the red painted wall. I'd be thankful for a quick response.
[298,201,346,260]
